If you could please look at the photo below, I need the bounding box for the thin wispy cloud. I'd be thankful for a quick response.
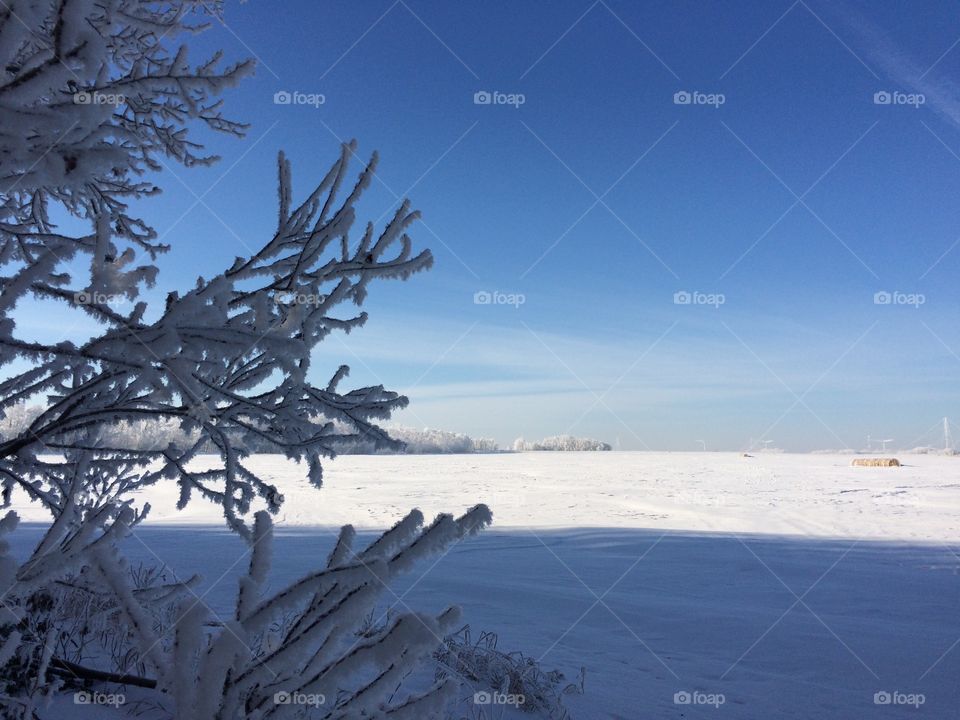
[832,2,960,127]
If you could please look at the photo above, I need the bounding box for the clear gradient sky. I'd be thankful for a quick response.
[18,0,960,451]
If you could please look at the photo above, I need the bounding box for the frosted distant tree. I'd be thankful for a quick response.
[1,413,500,454]
[0,1,490,717]
[513,435,612,451]
[0,404,42,442]
[376,427,498,454]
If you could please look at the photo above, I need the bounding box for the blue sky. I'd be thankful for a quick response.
[21,0,960,451]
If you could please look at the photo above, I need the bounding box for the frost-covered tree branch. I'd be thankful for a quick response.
[94,507,492,718]
[0,505,494,718]
[0,141,434,538]
[0,2,496,717]
[0,0,252,269]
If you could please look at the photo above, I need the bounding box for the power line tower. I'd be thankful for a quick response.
[945,417,953,452]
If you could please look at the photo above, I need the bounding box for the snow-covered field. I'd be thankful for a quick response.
[17,450,957,540]
[11,452,960,718]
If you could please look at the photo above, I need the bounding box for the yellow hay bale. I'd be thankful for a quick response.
[851,457,901,467]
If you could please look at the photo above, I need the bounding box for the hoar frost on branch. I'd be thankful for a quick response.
[2,138,434,538]
[0,0,251,272]
[1,504,494,718]
[0,1,497,717]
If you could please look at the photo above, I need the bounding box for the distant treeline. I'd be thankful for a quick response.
[0,405,610,454]
[512,435,612,452]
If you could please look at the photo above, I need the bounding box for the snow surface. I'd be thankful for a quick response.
[15,451,957,541]
[10,452,960,718]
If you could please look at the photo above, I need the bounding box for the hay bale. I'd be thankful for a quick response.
[851,457,900,467]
